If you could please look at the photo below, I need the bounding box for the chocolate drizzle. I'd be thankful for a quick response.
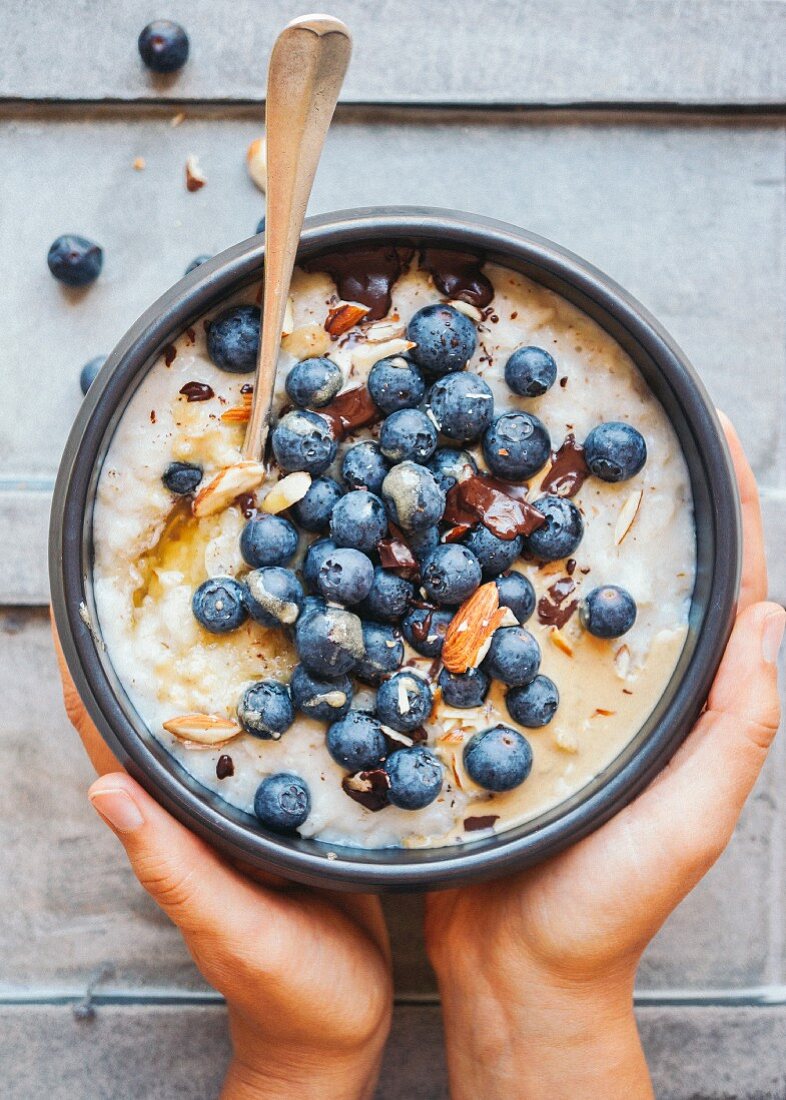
[443,475,546,541]
[537,577,579,629]
[179,381,215,402]
[540,434,589,498]
[303,246,414,320]
[342,769,391,812]
[318,386,381,440]
[420,248,494,308]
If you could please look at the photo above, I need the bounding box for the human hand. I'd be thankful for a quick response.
[425,415,783,1100]
[52,631,392,1100]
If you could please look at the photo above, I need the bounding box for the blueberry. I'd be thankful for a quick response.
[381,461,445,534]
[360,567,414,623]
[379,408,438,464]
[254,773,310,833]
[295,605,364,676]
[237,680,294,739]
[255,216,266,235]
[428,447,478,494]
[341,441,390,495]
[525,495,584,562]
[330,490,388,553]
[463,526,523,580]
[327,712,387,771]
[463,725,533,792]
[207,305,260,373]
[401,606,453,657]
[580,585,637,638]
[407,303,477,376]
[504,346,557,397]
[421,545,481,606]
[386,746,443,809]
[506,675,559,728]
[302,538,336,593]
[244,567,304,627]
[291,476,344,533]
[80,355,106,395]
[138,20,189,72]
[162,461,203,495]
[482,412,551,481]
[407,526,440,561]
[47,235,103,287]
[290,664,353,722]
[272,409,337,476]
[376,672,433,733]
[494,571,536,624]
[240,514,299,568]
[316,547,374,605]
[192,577,248,634]
[367,355,426,414]
[428,372,494,443]
[185,254,211,275]
[300,594,327,620]
[285,357,343,408]
[584,422,647,483]
[483,626,541,686]
[438,667,490,708]
[355,621,405,686]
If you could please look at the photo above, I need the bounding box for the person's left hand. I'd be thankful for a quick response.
[53,629,392,1100]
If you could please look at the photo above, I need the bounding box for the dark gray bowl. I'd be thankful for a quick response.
[49,207,740,892]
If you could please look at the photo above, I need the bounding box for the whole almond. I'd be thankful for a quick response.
[325,301,370,337]
[442,583,508,674]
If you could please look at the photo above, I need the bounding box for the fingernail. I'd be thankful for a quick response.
[89,787,145,834]
[762,608,786,665]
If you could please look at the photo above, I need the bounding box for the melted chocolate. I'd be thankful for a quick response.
[444,476,546,541]
[537,577,579,629]
[164,344,177,366]
[179,381,215,402]
[319,386,381,441]
[341,769,391,812]
[303,246,414,320]
[540,434,589,498]
[240,382,254,395]
[410,609,433,643]
[464,814,499,832]
[216,754,234,780]
[234,493,258,519]
[378,537,419,578]
[420,248,494,308]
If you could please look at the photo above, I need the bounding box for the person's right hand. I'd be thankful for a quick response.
[425,415,783,1099]
[53,632,392,1100]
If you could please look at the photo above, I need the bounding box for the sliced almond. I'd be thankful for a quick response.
[549,627,574,657]
[261,471,311,514]
[246,136,267,193]
[448,299,483,323]
[380,725,414,748]
[282,295,295,337]
[442,583,507,674]
[282,323,332,361]
[398,676,411,714]
[364,319,405,342]
[614,643,631,679]
[439,725,467,746]
[615,489,643,546]
[163,714,242,745]
[325,301,370,337]
[192,461,266,518]
[221,392,253,424]
[185,154,206,192]
[351,337,415,374]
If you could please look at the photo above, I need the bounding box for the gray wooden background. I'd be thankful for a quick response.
[2,2,785,1096]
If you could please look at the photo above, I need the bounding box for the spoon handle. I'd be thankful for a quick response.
[243,14,352,461]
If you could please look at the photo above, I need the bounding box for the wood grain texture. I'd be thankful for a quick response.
[3,0,785,106]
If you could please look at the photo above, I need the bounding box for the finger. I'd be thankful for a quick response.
[718,412,767,610]
[50,611,122,774]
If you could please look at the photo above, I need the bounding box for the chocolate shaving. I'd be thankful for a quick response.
[540,434,589,498]
[179,381,215,402]
[342,769,391,812]
[464,814,500,832]
[302,246,414,320]
[378,537,419,578]
[420,248,494,308]
[216,754,234,779]
[318,386,381,441]
[537,577,579,629]
[163,344,177,366]
[444,475,546,541]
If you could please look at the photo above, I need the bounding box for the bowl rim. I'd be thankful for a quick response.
[49,206,741,891]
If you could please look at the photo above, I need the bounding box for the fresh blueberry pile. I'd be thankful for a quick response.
[165,300,647,837]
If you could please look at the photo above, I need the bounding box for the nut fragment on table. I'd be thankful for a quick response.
[185,154,206,192]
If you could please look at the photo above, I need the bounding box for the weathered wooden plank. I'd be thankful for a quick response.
[3,1002,786,1099]
[1,608,782,996]
[3,1,786,106]
[1,108,782,489]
